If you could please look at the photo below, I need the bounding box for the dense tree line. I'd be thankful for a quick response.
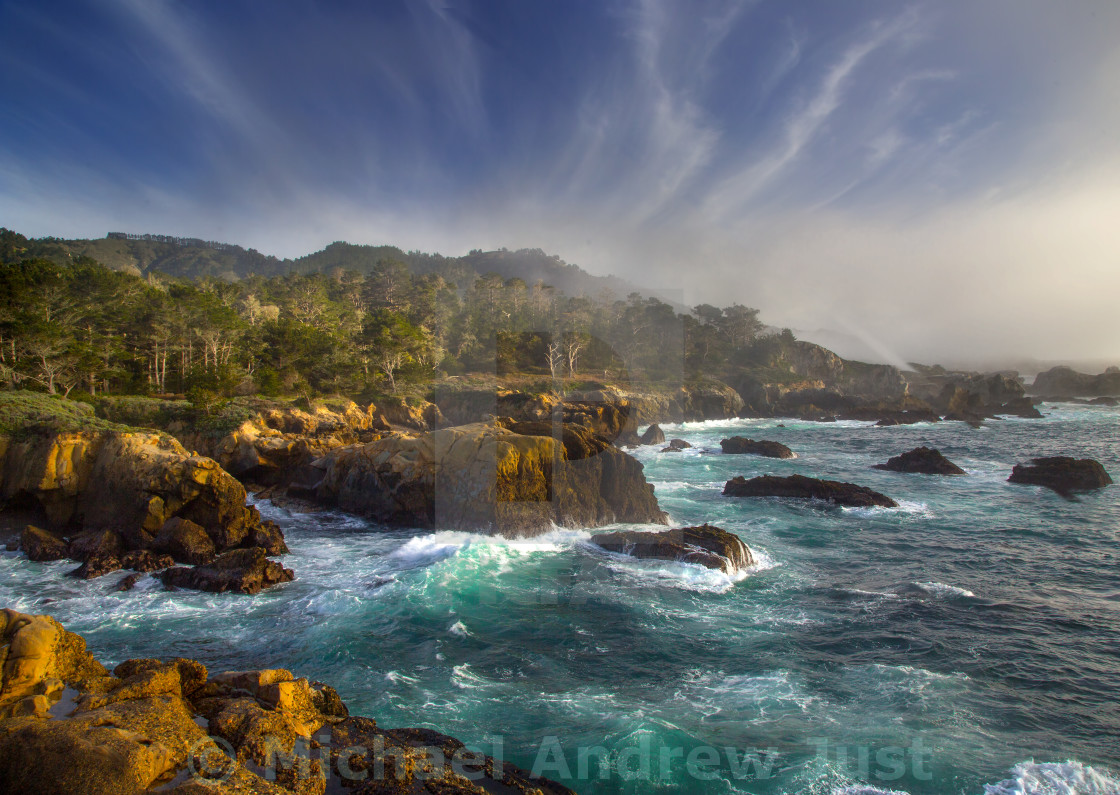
[1,227,778,402]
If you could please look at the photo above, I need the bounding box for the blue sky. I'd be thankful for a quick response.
[2,0,1119,364]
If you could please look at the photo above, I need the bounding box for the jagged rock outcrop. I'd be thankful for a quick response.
[0,610,574,795]
[1008,457,1113,496]
[0,430,290,592]
[1030,366,1120,398]
[175,401,390,487]
[303,421,666,535]
[873,447,965,475]
[720,437,795,459]
[161,547,294,594]
[723,474,897,508]
[591,524,754,574]
[639,424,666,445]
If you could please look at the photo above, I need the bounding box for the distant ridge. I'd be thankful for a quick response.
[18,232,644,298]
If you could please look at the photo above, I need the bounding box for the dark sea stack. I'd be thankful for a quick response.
[659,446,683,453]
[720,437,796,459]
[591,524,754,574]
[160,547,294,595]
[640,424,666,445]
[1008,457,1113,496]
[874,447,966,476]
[668,438,692,449]
[0,610,575,795]
[723,474,898,508]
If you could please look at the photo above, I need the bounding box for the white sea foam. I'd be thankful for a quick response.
[597,545,777,594]
[982,761,1120,794]
[391,527,589,565]
[906,581,976,599]
[841,500,932,518]
[448,620,470,637]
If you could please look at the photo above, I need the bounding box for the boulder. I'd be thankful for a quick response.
[1008,457,1113,496]
[667,438,691,449]
[161,547,294,595]
[995,397,1044,419]
[873,447,966,476]
[0,609,107,710]
[153,517,217,565]
[307,421,666,535]
[639,424,666,445]
[723,474,897,508]
[67,529,123,562]
[591,524,754,574]
[69,555,122,580]
[659,446,683,453]
[720,437,796,459]
[19,525,68,562]
[120,550,175,573]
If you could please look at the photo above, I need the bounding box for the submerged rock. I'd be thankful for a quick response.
[723,474,897,508]
[720,437,795,459]
[1008,457,1113,496]
[0,609,575,795]
[591,524,754,574]
[873,447,966,476]
[639,424,666,445]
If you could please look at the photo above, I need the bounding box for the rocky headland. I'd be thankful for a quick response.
[300,420,666,535]
[0,608,574,795]
[1029,366,1120,399]
[0,424,291,594]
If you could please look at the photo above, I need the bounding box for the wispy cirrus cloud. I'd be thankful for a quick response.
[3,0,1120,364]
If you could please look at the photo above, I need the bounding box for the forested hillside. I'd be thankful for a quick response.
[5,230,641,299]
[0,227,780,403]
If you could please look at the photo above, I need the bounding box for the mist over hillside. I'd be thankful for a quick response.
[13,233,644,302]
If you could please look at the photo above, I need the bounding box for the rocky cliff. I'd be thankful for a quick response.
[1030,366,1120,397]
[301,421,666,535]
[0,430,291,592]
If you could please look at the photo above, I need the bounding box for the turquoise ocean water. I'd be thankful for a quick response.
[3,403,1119,794]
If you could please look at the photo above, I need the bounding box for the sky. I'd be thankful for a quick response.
[1,0,1119,367]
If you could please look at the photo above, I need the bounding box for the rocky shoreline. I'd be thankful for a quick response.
[0,608,575,795]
